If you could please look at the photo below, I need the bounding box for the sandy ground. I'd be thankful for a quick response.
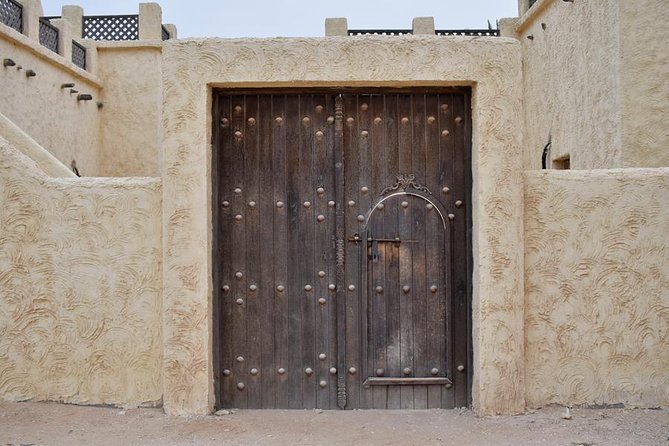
[0,401,667,446]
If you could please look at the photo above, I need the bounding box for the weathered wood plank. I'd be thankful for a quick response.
[451,92,471,408]
[343,93,361,409]
[357,94,374,409]
[243,95,263,409]
[384,95,402,409]
[411,94,429,410]
[311,94,331,408]
[272,94,290,408]
[230,95,248,408]
[397,94,415,409]
[284,94,304,409]
[299,94,317,409]
[258,94,276,409]
[217,95,235,409]
[370,94,388,409]
[425,93,447,409]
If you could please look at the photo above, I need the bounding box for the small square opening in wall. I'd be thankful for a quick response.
[553,156,570,170]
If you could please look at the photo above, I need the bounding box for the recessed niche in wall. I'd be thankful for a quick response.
[553,155,570,170]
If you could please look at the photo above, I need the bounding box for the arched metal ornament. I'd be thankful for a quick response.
[380,174,432,196]
[363,174,449,231]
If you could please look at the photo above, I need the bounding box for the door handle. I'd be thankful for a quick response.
[367,238,418,243]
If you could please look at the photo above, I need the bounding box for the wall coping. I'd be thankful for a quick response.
[0,22,102,87]
[0,112,75,178]
[515,0,558,34]
[1,135,162,187]
[525,167,669,178]
[95,40,164,50]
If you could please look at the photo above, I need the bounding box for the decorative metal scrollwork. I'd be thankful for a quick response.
[380,174,432,196]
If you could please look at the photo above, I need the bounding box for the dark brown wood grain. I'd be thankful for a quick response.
[213,89,471,410]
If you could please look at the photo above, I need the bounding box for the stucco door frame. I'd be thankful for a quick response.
[161,36,524,416]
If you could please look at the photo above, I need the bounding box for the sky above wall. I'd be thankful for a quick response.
[41,0,519,38]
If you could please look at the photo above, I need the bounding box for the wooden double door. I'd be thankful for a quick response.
[213,89,471,410]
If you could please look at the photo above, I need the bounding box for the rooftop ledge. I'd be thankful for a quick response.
[516,0,558,34]
[0,21,102,88]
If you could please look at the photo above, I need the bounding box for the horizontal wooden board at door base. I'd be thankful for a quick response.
[212,89,472,410]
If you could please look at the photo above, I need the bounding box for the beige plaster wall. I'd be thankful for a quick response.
[517,0,622,170]
[0,136,163,407]
[97,43,163,177]
[524,169,669,408]
[0,111,74,178]
[0,24,103,176]
[620,1,669,168]
[162,36,524,416]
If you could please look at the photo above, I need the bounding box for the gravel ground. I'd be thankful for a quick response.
[0,401,667,445]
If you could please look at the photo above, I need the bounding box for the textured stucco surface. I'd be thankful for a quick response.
[0,136,163,407]
[620,0,669,168]
[0,25,102,177]
[524,169,669,408]
[97,45,163,177]
[518,0,621,170]
[162,36,524,415]
[0,112,74,178]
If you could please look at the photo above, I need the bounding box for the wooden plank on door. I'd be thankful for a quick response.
[272,95,290,408]
[285,95,304,409]
[397,93,415,409]
[343,93,361,408]
[369,93,388,409]
[384,94,402,409]
[324,95,338,409]
[218,96,235,408]
[451,92,470,408]
[229,95,248,408]
[357,94,373,409]
[299,94,317,409]
[311,94,331,409]
[410,94,429,410]
[243,96,263,408]
[425,93,448,409]
[258,94,276,408]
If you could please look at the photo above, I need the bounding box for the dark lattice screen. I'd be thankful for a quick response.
[348,29,499,37]
[72,41,86,69]
[39,18,59,53]
[436,29,500,37]
[0,0,22,33]
[348,29,412,36]
[161,25,169,40]
[83,15,139,41]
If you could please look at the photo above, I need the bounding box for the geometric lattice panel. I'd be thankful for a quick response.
[39,18,59,53]
[1,0,23,33]
[83,15,139,41]
[72,41,86,69]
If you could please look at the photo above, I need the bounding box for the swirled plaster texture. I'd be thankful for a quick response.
[0,111,74,178]
[162,36,524,416]
[518,0,669,169]
[619,0,669,168]
[518,0,621,170]
[524,169,669,408]
[0,136,163,407]
[0,24,102,177]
